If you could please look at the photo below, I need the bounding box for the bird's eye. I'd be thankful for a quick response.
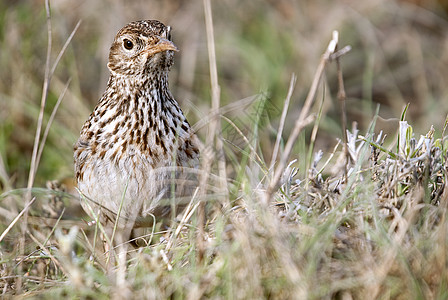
[123,39,134,50]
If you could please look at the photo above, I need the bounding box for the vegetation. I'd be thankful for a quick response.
[1,0,448,298]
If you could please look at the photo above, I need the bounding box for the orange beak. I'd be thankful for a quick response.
[144,38,178,56]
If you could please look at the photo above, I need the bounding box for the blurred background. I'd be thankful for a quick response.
[0,0,447,189]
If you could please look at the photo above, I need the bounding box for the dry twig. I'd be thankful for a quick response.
[265,31,351,203]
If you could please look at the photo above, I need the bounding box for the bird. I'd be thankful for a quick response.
[74,20,200,232]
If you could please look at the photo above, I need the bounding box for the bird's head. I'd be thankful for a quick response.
[107,20,178,76]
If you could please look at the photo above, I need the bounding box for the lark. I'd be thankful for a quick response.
[74,20,199,230]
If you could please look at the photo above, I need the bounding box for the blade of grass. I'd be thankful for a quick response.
[0,197,36,243]
[306,85,326,177]
[269,73,297,173]
[27,230,68,276]
[27,0,52,192]
[203,0,227,197]
[36,78,72,164]
[221,116,266,170]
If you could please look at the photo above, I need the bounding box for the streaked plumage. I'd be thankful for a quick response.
[74,20,199,228]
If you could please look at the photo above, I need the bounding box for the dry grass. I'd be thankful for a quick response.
[1,0,448,298]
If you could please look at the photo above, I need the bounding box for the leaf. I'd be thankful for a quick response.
[400,103,410,121]
[360,136,397,159]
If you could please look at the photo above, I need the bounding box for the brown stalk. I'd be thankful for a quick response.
[26,0,52,193]
[27,230,68,276]
[265,31,350,203]
[19,0,79,288]
[36,78,72,164]
[269,74,297,172]
[365,191,421,298]
[335,44,349,179]
[18,1,52,291]
[197,0,224,261]
[204,0,227,197]
[0,197,36,243]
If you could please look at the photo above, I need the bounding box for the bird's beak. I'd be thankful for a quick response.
[144,38,178,56]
